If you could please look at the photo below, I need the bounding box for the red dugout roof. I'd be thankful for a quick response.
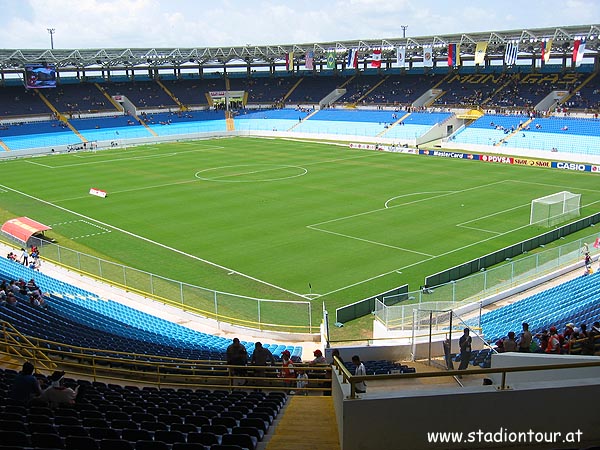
[1,217,52,243]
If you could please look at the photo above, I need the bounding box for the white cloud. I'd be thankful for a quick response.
[0,0,598,49]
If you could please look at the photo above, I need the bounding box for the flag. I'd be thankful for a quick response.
[474,41,488,66]
[347,48,358,68]
[305,50,314,70]
[396,47,406,67]
[286,52,294,71]
[541,39,552,64]
[422,44,433,67]
[573,38,586,67]
[327,50,336,69]
[371,48,382,68]
[594,237,600,249]
[447,43,460,67]
[504,41,518,66]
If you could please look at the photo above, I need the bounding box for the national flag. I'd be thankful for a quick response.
[327,50,336,69]
[447,43,460,67]
[396,47,406,67]
[504,41,519,66]
[541,39,552,64]
[347,48,358,68]
[305,50,314,70]
[422,44,433,67]
[594,237,600,249]
[474,41,488,66]
[573,38,586,67]
[286,52,294,71]
[371,48,382,68]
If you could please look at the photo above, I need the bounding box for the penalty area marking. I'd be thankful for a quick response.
[49,219,111,240]
[195,164,308,183]
[384,191,454,209]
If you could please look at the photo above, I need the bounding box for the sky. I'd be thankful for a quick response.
[0,0,598,49]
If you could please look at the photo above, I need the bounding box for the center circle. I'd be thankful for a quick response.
[195,164,308,182]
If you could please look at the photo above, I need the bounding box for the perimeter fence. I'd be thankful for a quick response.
[7,235,315,334]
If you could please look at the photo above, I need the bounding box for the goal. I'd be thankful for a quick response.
[530,191,581,227]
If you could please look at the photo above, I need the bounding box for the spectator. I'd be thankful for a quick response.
[26,278,39,292]
[443,335,454,370]
[6,291,17,305]
[279,350,295,394]
[296,368,309,395]
[40,371,78,407]
[250,342,275,389]
[29,290,46,308]
[226,337,248,381]
[545,326,561,354]
[9,280,20,295]
[352,355,367,394]
[458,328,472,371]
[331,348,344,365]
[20,248,28,266]
[518,322,533,352]
[564,323,576,342]
[503,332,518,352]
[535,329,549,353]
[309,349,327,365]
[9,361,42,404]
[583,322,600,355]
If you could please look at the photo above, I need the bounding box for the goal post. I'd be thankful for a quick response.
[530,191,581,227]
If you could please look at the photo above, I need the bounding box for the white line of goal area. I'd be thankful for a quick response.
[0,183,308,301]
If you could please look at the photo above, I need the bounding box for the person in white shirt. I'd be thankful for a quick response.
[352,355,367,394]
[40,371,78,407]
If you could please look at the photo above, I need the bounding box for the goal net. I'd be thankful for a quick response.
[530,191,581,227]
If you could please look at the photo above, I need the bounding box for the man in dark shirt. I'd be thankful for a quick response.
[250,342,275,389]
[10,361,42,404]
[458,328,472,371]
[226,337,248,379]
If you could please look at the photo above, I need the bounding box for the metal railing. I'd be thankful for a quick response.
[0,324,331,393]
[375,232,598,331]
[6,235,315,334]
[333,356,600,399]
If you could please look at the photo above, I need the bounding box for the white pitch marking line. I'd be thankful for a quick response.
[306,225,434,257]
[384,191,454,209]
[456,225,501,235]
[24,160,55,168]
[36,145,227,168]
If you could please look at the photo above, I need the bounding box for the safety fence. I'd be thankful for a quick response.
[375,231,599,331]
[5,235,316,334]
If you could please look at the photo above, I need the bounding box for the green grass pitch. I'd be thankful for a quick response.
[0,137,599,330]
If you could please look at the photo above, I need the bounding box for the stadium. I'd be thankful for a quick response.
[0,20,600,450]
